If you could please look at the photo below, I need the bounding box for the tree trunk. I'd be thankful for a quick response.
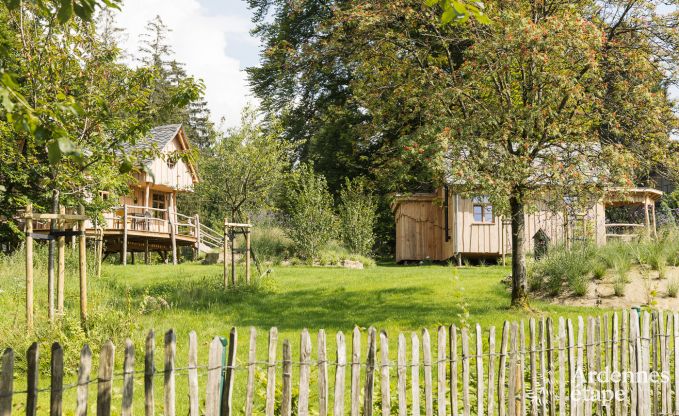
[510,193,529,308]
[48,189,59,321]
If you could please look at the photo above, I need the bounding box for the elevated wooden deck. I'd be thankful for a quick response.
[32,204,222,263]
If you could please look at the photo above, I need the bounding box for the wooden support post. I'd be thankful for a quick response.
[230,228,236,287]
[145,239,150,265]
[78,205,88,330]
[195,214,201,256]
[25,204,34,331]
[223,219,228,289]
[57,206,65,316]
[245,218,251,285]
[644,198,651,236]
[651,202,657,238]
[122,204,128,266]
[48,190,58,323]
[96,226,103,279]
[169,203,177,266]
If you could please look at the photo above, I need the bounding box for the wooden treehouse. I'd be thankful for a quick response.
[33,124,222,264]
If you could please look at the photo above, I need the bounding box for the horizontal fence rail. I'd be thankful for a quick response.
[0,310,678,415]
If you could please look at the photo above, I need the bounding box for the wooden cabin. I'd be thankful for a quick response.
[393,187,663,263]
[34,124,222,263]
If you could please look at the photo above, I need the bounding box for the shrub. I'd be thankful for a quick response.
[530,244,595,297]
[613,272,627,297]
[338,178,376,256]
[280,164,338,259]
[667,274,679,298]
[250,225,293,264]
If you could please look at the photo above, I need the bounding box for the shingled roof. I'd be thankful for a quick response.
[128,124,183,153]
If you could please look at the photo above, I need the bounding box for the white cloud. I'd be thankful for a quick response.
[114,0,256,128]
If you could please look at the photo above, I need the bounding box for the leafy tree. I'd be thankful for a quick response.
[182,107,291,228]
[280,164,338,259]
[330,0,677,307]
[338,178,376,256]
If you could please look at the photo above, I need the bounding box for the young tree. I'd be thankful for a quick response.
[332,0,677,307]
[280,164,338,259]
[186,107,291,228]
[338,178,376,256]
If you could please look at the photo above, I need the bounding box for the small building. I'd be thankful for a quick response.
[34,124,222,263]
[393,187,663,263]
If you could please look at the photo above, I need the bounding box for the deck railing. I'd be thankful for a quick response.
[605,223,645,242]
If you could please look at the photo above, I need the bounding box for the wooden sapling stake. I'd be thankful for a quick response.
[78,204,88,329]
[57,206,65,315]
[122,204,128,265]
[245,217,251,285]
[25,203,34,331]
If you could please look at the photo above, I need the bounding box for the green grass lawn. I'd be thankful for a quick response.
[0,253,613,415]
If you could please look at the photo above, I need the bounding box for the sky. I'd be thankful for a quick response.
[114,0,261,128]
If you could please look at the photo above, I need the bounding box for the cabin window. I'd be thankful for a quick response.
[152,193,166,218]
[472,197,494,223]
[99,191,109,201]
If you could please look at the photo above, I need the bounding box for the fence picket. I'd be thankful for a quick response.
[206,337,224,416]
[335,331,347,416]
[438,326,447,416]
[539,319,547,416]
[281,340,292,416]
[319,329,328,416]
[508,323,518,416]
[461,327,470,416]
[164,330,176,416]
[546,318,555,416]
[266,328,278,416]
[622,310,629,416]
[586,317,595,416]
[245,328,257,416]
[666,313,674,416]
[380,330,391,416]
[567,319,575,416]
[75,345,91,416]
[499,322,510,416]
[222,327,238,416]
[423,328,434,416]
[530,319,538,416]
[397,333,407,416]
[576,317,584,416]
[450,325,458,416]
[558,319,566,416]
[475,324,484,416]
[96,340,115,416]
[364,327,377,416]
[351,327,361,416]
[641,312,651,416]
[26,342,39,416]
[488,326,496,416]
[299,329,312,416]
[122,339,134,416]
[602,315,610,416]
[631,309,639,416]
[188,331,199,416]
[50,343,63,416]
[675,312,679,416]
[412,333,421,416]
[144,330,155,416]
[612,314,620,416]
[0,349,12,416]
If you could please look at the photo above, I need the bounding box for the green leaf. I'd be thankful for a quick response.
[424,0,439,6]
[57,0,74,24]
[47,140,63,164]
[119,157,133,174]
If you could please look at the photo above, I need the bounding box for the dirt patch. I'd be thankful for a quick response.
[544,266,679,309]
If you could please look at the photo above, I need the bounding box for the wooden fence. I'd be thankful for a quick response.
[0,309,677,415]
